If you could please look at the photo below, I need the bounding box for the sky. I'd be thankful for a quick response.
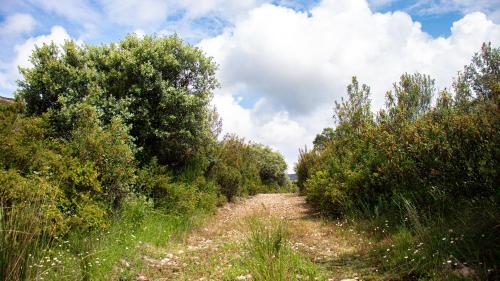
[1,0,499,172]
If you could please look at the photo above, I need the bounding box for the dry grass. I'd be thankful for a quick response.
[125,193,386,281]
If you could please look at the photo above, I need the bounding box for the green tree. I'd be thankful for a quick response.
[385,73,434,123]
[463,42,500,102]
[251,144,288,187]
[17,34,219,168]
[334,76,372,134]
[312,128,334,150]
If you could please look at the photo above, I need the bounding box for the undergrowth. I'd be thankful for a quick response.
[238,216,326,281]
[327,197,500,281]
[26,196,209,281]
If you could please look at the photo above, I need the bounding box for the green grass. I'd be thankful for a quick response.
[319,197,500,281]
[0,202,53,281]
[33,196,210,281]
[232,216,326,281]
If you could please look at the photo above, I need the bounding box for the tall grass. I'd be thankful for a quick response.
[49,196,208,281]
[0,201,52,281]
[341,194,500,280]
[242,217,325,281]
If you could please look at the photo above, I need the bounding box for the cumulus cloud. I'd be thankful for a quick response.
[0,13,36,35]
[177,0,264,20]
[200,0,500,171]
[28,0,99,25]
[0,26,71,92]
[1,0,499,172]
[99,0,170,28]
[98,0,264,29]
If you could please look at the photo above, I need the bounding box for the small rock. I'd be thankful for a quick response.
[454,266,475,278]
[236,274,252,280]
[136,275,148,281]
[120,259,130,267]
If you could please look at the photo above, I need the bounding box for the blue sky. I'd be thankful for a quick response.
[1,0,498,96]
[0,0,499,171]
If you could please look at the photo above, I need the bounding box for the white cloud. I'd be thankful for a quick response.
[29,0,99,25]
[99,0,170,28]
[0,13,36,35]
[200,0,500,171]
[179,0,263,19]
[0,26,71,93]
[98,0,264,31]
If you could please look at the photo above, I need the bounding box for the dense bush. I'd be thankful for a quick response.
[209,135,290,201]
[0,100,137,234]
[295,42,500,279]
[297,43,499,216]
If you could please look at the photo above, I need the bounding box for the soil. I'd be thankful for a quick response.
[136,193,373,281]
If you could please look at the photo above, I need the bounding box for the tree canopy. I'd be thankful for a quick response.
[18,34,219,168]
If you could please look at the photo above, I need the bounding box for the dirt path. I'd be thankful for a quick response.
[137,193,373,281]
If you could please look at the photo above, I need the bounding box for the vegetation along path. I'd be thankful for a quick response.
[134,193,377,281]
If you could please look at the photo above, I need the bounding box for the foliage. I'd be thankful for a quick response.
[0,170,62,281]
[17,35,218,168]
[296,42,500,278]
[0,33,291,281]
[210,135,290,201]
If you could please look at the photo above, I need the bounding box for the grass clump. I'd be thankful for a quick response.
[240,217,325,281]
[30,195,209,281]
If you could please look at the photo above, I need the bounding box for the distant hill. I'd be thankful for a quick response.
[0,96,15,103]
[288,173,297,181]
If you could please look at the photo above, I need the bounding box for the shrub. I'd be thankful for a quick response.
[210,134,289,200]
[298,43,500,216]
[64,103,136,208]
[295,42,500,278]
[215,164,242,202]
[0,170,63,281]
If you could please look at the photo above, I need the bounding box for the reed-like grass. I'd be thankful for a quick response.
[0,202,53,281]
[242,216,325,281]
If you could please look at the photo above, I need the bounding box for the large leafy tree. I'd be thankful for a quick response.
[17,34,218,168]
